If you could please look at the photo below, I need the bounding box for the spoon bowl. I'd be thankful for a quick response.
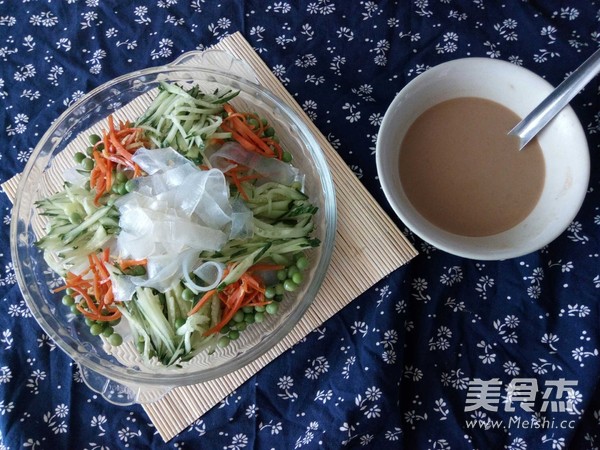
[509,47,600,150]
[377,57,590,260]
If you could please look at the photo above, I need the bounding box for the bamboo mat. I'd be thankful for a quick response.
[2,32,417,441]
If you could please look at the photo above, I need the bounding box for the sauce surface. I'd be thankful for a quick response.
[399,97,545,237]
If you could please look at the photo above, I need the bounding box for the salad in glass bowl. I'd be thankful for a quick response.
[11,52,336,404]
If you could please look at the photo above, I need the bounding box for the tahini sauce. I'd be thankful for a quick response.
[399,97,545,237]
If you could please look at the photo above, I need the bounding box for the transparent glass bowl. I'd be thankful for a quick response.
[10,53,336,404]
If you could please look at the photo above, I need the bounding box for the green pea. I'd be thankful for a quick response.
[264,286,276,299]
[116,171,128,183]
[264,126,275,137]
[89,134,102,145]
[84,317,95,327]
[117,183,128,195]
[287,266,299,277]
[274,283,285,296]
[69,212,82,225]
[90,323,104,336]
[62,295,75,306]
[85,145,95,156]
[74,152,87,164]
[181,288,194,302]
[125,179,137,193]
[276,270,287,281]
[254,312,265,323]
[108,333,123,346]
[102,326,114,337]
[274,294,284,303]
[282,151,293,163]
[132,265,146,276]
[254,305,266,313]
[136,341,145,353]
[81,157,95,171]
[296,255,309,271]
[291,272,303,285]
[265,302,279,315]
[217,336,230,348]
[233,310,245,323]
[244,313,255,324]
[109,317,121,326]
[242,306,254,314]
[234,321,247,331]
[70,304,81,315]
[228,330,240,340]
[284,279,298,292]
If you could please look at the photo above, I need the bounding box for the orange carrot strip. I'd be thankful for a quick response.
[52,284,69,293]
[223,103,237,115]
[228,169,249,201]
[248,263,286,272]
[187,289,218,317]
[204,291,245,335]
[246,300,271,308]
[71,286,98,314]
[109,134,136,161]
[104,285,115,305]
[93,310,121,322]
[227,128,258,152]
[241,273,264,293]
[118,258,148,270]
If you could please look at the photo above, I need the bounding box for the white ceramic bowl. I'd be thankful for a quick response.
[376,58,590,260]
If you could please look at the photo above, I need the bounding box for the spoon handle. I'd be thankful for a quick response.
[509,47,600,150]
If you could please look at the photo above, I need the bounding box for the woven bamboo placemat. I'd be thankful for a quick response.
[2,32,417,441]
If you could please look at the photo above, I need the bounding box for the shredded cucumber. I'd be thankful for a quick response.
[36,81,322,367]
[118,284,220,365]
[136,81,239,159]
[35,185,119,274]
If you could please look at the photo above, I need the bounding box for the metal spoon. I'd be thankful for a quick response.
[509,47,600,150]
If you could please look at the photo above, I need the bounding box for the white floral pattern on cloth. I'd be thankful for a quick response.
[1,1,600,449]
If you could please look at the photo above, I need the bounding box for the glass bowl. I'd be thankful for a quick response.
[10,52,336,404]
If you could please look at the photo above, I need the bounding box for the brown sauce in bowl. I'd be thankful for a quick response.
[399,97,545,237]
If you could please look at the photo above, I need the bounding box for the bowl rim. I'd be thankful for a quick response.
[11,64,337,387]
[376,57,590,260]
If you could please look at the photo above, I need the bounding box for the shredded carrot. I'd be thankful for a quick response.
[248,263,286,272]
[88,115,149,205]
[227,166,250,200]
[187,289,218,317]
[218,104,287,199]
[198,267,271,336]
[118,258,148,271]
[57,248,122,322]
[221,104,283,160]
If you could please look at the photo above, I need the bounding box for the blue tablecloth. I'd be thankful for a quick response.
[1,1,599,448]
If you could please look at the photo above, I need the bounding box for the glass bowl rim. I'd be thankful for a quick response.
[10,64,337,387]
